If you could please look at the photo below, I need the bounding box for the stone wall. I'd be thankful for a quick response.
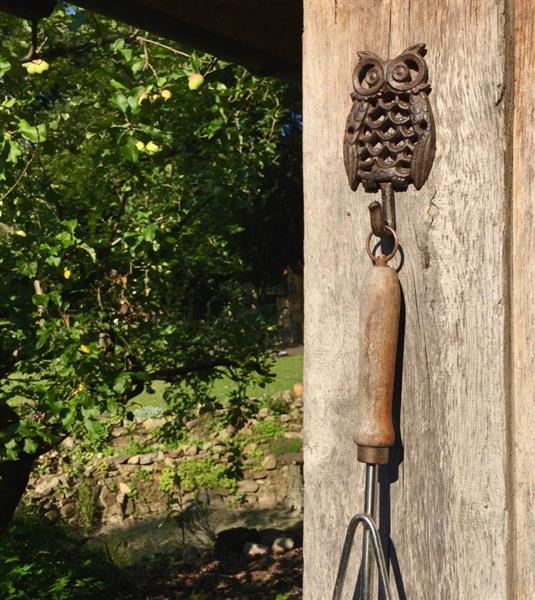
[24,386,304,533]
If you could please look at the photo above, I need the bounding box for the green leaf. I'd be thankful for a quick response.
[45,255,61,267]
[142,223,158,242]
[112,373,128,394]
[121,138,140,162]
[0,58,11,78]
[23,438,38,454]
[18,119,47,143]
[79,243,96,262]
[110,78,127,90]
[110,92,129,113]
[55,231,74,248]
[7,140,21,163]
[32,294,49,308]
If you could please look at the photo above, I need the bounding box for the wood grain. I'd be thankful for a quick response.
[510,0,535,597]
[303,1,509,598]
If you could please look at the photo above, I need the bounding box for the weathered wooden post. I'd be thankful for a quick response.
[303,1,535,598]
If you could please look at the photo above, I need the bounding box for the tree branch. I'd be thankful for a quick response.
[150,358,239,381]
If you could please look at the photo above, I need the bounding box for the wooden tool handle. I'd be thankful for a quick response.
[356,257,400,464]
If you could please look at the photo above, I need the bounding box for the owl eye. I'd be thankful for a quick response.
[386,52,427,91]
[352,55,385,96]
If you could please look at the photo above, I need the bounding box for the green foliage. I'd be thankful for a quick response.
[265,394,291,415]
[0,6,300,467]
[270,436,303,457]
[0,512,123,599]
[159,456,237,496]
[249,419,286,442]
[77,478,98,530]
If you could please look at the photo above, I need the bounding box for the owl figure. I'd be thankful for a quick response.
[343,43,435,193]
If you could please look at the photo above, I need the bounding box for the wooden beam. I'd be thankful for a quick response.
[510,0,535,596]
[73,0,301,84]
[0,0,55,19]
[303,1,509,597]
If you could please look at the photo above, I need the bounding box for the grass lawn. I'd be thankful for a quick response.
[132,351,303,409]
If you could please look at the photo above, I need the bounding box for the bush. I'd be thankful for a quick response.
[0,512,125,599]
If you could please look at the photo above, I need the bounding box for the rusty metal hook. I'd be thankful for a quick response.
[21,19,39,63]
[368,182,397,238]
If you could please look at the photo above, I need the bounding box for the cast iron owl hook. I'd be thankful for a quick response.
[343,43,435,238]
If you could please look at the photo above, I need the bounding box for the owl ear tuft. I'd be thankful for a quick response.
[403,43,427,57]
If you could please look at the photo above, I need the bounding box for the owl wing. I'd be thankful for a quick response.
[409,92,436,190]
[343,99,368,191]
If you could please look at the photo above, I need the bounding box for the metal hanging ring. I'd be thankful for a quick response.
[366,226,399,263]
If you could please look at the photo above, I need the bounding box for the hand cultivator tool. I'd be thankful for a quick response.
[333,43,436,599]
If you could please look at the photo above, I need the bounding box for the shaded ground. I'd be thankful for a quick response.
[122,548,303,599]
[94,506,302,565]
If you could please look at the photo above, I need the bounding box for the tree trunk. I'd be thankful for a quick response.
[0,454,36,535]
[302,1,528,598]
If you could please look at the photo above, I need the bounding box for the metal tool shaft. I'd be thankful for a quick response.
[360,463,377,599]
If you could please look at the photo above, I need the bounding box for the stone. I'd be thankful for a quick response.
[243,542,269,557]
[262,454,277,470]
[112,455,129,465]
[281,390,293,403]
[284,431,303,440]
[33,476,60,498]
[112,427,128,438]
[184,445,199,456]
[278,452,304,465]
[106,513,125,525]
[164,457,175,467]
[258,490,278,508]
[217,425,235,442]
[127,455,140,465]
[168,449,183,459]
[202,441,213,451]
[280,414,291,423]
[118,464,138,475]
[244,494,258,506]
[60,503,76,519]
[243,442,258,455]
[61,436,76,449]
[252,470,269,480]
[118,481,131,495]
[238,480,259,493]
[257,407,270,419]
[185,419,198,429]
[44,509,60,522]
[239,426,253,437]
[139,453,156,465]
[272,537,295,553]
[142,417,167,431]
[83,465,97,477]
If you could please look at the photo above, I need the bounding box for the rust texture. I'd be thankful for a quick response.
[343,43,435,194]
[355,257,401,464]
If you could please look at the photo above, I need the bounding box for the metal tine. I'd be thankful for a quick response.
[332,513,393,600]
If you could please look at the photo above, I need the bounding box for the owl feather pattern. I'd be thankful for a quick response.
[343,43,435,193]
